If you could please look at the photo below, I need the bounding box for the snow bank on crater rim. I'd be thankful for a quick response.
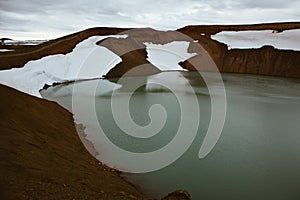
[0,35,126,97]
[0,49,14,52]
[0,35,196,98]
[211,29,300,51]
[145,41,197,71]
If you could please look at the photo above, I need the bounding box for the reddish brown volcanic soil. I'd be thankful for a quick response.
[178,22,300,78]
[98,37,161,78]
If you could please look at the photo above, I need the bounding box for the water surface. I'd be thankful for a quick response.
[41,72,300,200]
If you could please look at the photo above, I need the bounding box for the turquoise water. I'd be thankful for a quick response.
[41,72,300,200]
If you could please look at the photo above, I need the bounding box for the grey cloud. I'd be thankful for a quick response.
[0,0,299,39]
[237,0,299,9]
[0,0,51,14]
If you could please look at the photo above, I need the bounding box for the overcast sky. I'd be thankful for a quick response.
[1,0,300,40]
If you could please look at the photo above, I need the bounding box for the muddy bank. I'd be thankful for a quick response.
[75,123,99,157]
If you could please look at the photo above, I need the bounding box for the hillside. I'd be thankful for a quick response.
[0,84,145,199]
[1,22,300,78]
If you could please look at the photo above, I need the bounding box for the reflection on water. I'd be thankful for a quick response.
[41,72,300,200]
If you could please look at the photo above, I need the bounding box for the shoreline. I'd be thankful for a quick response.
[75,123,99,158]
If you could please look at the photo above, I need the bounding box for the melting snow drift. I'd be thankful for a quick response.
[0,49,14,52]
[211,29,300,51]
[145,41,197,71]
[0,38,197,97]
[0,35,126,97]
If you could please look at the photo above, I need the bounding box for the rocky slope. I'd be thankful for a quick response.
[178,22,300,78]
[98,36,160,78]
[0,84,145,200]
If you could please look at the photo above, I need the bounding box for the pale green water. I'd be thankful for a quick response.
[41,72,300,200]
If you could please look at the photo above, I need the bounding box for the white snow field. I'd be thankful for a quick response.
[0,35,127,97]
[0,37,196,97]
[0,49,14,52]
[144,41,197,71]
[211,29,300,51]
[5,40,47,45]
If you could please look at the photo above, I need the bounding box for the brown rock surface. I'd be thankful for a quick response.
[178,22,300,36]
[98,36,160,78]
[178,22,300,78]
[161,190,191,200]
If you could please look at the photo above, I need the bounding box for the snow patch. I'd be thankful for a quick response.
[0,49,14,52]
[0,35,127,97]
[211,29,300,51]
[144,41,197,71]
[5,40,47,45]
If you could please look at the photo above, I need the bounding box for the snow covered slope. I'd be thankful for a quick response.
[5,40,47,46]
[145,41,197,71]
[0,36,197,97]
[0,35,126,97]
[211,29,300,50]
[0,49,14,52]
